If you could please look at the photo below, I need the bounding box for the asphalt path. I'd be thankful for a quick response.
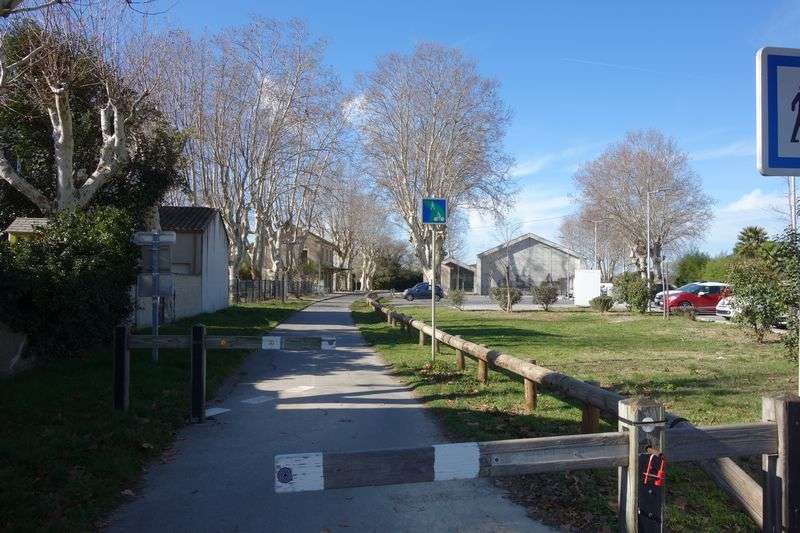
[108,294,550,533]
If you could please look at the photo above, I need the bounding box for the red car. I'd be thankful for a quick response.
[663,282,730,313]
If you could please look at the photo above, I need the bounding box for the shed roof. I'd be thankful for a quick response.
[477,232,580,259]
[159,206,219,232]
[442,257,475,271]
[3,217,49,234]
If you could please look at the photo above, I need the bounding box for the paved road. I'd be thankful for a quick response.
[109,294,549,533]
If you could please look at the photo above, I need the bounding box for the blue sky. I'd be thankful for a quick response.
[163,0,799,261]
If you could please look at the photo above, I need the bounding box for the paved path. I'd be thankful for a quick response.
[109,294,550,533]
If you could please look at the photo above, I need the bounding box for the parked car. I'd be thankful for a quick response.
[716,296,736,319]
[650,282,676,301]
[662,281,729,313]
[402,282,445,301]
[716,295,788,326]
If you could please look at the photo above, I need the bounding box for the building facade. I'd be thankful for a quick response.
[440,258,476,292]
[136,206,230,327]
[474,233,581,296]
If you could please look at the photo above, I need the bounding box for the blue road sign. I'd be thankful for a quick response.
[421,198,447,224]
[757,47,800,175]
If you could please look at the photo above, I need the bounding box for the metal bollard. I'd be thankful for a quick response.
[113,325,130,411]
[191,324,207,422]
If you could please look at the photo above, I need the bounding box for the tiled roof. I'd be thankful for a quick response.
[159,206,218,232]
[3,217,49,234]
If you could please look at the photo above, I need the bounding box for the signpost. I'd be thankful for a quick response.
[134,231,177,362]
[421,198,447,361]
[757,47,800,393]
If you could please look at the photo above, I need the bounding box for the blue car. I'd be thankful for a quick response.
[402,282,445,301]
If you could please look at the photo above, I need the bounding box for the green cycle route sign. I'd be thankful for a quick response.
[421,198,447,224]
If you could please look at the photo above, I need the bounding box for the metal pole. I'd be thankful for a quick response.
[191,324,206,422]
[646,193,651,311]
[431,228,436,362]
[792,176,799,395]
[663,257,669,320]
[151,232,160,362]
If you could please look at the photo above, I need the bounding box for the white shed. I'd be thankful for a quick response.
[136,206,229,327]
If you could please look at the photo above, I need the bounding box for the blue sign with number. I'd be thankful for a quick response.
[421,198,447,224]
[757,47,800,175]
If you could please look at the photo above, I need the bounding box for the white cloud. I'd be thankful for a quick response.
[342,93,366,125]
[703,188,789,253]
[509,142,604,178]
[721,188,786,213]
[691,140,755,162]
[509,155,555,177]
[459,189,574,260]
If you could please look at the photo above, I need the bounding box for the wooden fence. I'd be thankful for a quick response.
[361,295,799,532]
[112,325,335,421]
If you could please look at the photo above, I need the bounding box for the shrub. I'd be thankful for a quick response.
[450,289,465,310]
[674,250,709,286]
[613,272,649,313]
[701,254,737,283]
[590,295,614,313]
[728,258,786,343]
[532,281,559,311]
[0,207,138,358]
[490,286,522,312]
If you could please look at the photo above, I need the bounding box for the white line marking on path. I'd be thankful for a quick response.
[241,396,275,405]
[284,385,315,394]
[433,442,480,481]
[274,453,324,493]
[205,407,231,417]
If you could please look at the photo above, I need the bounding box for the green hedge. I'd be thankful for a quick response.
[0,207,138,357]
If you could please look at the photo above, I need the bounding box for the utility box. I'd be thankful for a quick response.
[574,269,602,307]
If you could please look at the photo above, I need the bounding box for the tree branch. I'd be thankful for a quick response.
[0,151,52,212]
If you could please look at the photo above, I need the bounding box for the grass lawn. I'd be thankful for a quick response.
[0,298,311,532]
[351,299,797,532]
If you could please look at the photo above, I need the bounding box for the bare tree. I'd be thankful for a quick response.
[320,176,369,291]
[357,43,512,283]
[154,20,345,282]
[0,0,141,18]
[559,213,626,281]
[0,2,160,213]
[572,130,711,281]
[493,215,522,312]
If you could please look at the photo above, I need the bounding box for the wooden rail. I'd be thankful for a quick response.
[129,334,335,351]
[275,422,778,493]
[366,296,789,528]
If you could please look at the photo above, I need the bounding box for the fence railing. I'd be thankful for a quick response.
[112,325,335,421]
[362,294,800,531]
[274,394,796,532]
[232,278,321,303]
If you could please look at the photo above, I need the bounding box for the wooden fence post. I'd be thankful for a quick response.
[477,359,488,383]
[581,381,601,433]
[113,325,130,412]
[419,329,426,346]
[523,358,537,413]
[191,324,207,423]
[762,393,800,533]
[454,335,465,371]
[618,397,666,533]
